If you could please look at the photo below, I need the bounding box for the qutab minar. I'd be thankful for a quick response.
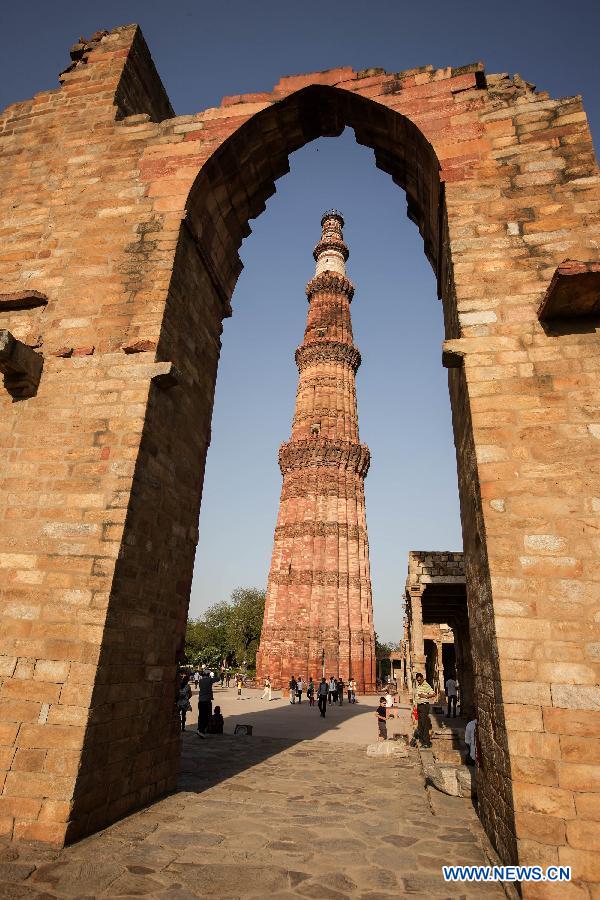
[256,211,376,692]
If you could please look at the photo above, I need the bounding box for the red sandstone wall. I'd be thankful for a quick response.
[0,23,598,892]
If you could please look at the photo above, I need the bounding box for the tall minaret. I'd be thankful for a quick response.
[256,211,376,692]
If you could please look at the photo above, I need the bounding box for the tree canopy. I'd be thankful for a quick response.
[375,633,399,659]
[185,587,266,671]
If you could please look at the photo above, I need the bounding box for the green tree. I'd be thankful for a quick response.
[375,633,398,682]
[184,588,265,670]
[226,587,266,670]
[185,601,230,666]
[375,632,398,659]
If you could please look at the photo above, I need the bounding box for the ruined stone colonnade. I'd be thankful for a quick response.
[404,551,474,714]
[0,23,598,893]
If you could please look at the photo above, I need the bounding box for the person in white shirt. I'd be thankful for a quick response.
[328,676,336,704]
[261,676,272,701]
[347,678,357,704]
[296,676,304,703]
[384,691,396,719]
[464,717,477,766]
[445,676,458,718]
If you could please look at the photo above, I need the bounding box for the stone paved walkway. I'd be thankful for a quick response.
[0,695,503,898]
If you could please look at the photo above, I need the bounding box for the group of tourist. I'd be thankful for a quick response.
[177,670,224,735]
[259,674,358,712]
[179,666,476,759]
[191,668,247,691]
[287,675,358,713]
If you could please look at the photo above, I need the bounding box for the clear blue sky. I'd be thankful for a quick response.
[2,2,599,642]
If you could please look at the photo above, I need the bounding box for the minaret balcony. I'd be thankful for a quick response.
[306,271,355,302]
[295,339,361,373]
[313,236,349,262]
[278,437,370,477]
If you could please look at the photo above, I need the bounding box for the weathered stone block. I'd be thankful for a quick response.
[538,259,600,320]
[366,741,408,758]
[424,762,476,798]
[513,782,576,819]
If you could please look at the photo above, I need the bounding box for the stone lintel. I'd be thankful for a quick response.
[0,290,48,311]
[0,329,43,399]
[442,340,466,368]
[151,362,181,389]
[418,574,466,585]
[538,259,600,320]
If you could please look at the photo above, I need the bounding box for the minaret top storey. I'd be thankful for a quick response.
[301,211,357,355]
[313,210,349,277]
[290,211,366,448]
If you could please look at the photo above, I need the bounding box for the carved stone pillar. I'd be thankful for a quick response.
[408,586,426,685]
[454,616,474,716]
[434,639,443,699]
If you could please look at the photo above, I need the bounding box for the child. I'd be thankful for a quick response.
[376,697,388,741]
[236,675,243,699]
[207,706,224,734]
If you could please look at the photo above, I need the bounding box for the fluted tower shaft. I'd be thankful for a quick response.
[256,212,376,692]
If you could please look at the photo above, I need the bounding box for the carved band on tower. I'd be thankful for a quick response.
[256,211,376,692]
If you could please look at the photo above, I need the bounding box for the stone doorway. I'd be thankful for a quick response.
[0,23,599,891]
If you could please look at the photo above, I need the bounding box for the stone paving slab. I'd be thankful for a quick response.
[0,718,503,899]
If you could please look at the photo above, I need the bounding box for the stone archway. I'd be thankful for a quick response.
[0,23,599,890]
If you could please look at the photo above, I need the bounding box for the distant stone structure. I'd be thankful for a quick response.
[0,23,598,893]
[256,212,376,692]
[404,551,473,712]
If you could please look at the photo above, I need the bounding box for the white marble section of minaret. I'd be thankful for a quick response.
[315,250,346,276]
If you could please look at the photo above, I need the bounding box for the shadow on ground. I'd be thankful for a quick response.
[0,692,504,898]
[179,688,407,796]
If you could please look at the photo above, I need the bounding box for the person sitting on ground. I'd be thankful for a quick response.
[206,705,224,734]
[376,697,388,742]
[197,671,214,734]
[464,714,478,766]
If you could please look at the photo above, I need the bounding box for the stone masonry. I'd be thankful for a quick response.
[0,23,598,895]
[256,212,376,692]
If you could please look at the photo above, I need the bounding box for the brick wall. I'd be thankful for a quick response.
[0,23,598,891]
